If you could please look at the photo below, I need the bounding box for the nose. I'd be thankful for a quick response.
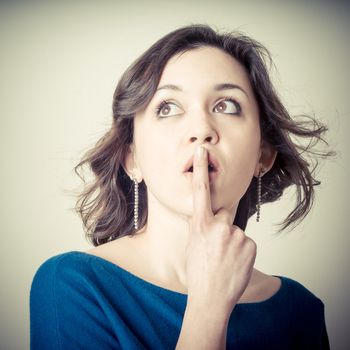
[187,114,219,145]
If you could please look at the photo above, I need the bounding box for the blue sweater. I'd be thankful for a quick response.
[30,251,330,349]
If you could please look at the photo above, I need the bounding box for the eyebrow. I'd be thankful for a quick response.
[156,83,249,98]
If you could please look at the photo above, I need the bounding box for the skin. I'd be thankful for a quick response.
[122,46,277,292]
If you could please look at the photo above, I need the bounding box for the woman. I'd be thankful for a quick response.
[30,24,333,349]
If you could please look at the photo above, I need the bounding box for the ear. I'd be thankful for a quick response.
[254,139,278,177]
[122,143,142,182]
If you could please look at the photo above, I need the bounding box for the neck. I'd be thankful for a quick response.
[131,190,237,289]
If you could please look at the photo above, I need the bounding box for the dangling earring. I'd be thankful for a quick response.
[132,175,139,230]
[256,167,265,222]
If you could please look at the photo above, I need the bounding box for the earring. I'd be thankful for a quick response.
[256,167,265,222]
[132,175,139,230]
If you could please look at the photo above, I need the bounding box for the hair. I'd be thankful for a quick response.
[74,24,335,246]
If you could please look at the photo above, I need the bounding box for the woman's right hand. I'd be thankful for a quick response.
[185,145,257,314]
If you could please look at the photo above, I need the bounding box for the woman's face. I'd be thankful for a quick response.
[131,46,262,218]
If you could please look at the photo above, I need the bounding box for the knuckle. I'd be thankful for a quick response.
[221,208,232,218]
[232,226,246,241]
[212,222,231,242]
[246,238,257,252]
[215,208,232,223]
[219,222,232,236]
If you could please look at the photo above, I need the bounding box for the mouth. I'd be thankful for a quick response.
[183,151,220,183]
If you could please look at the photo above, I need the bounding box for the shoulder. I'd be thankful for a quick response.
[277,275,326,320]
[30,251,107,297]
[280,275,324,304]
[30,251,115,320]
[277,276,330,347]
[32,251,91,281]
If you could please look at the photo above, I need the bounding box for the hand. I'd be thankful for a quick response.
[185,145,257,313]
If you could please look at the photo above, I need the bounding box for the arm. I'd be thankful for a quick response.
[175,299,232,350]
[176,145,256,349]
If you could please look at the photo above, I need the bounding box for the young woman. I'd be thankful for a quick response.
[30,24,333,349]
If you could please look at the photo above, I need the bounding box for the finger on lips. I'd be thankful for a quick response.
[192,145,213,220]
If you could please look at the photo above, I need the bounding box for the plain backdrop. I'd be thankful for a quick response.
[1,0,349,349]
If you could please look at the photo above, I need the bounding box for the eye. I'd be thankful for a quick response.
[213,98,241,115]
[155,100,182,118]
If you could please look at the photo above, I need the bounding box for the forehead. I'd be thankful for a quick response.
[158,46,252,94]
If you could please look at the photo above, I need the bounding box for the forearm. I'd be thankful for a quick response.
[175,300,232,350]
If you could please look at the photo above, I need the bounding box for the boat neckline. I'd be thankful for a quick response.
[70,250,286,306]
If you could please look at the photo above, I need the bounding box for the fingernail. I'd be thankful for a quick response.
[196,145,205,159]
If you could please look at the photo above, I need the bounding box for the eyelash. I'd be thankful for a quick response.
[155,97,242,117]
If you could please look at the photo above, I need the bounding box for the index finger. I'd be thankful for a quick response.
[192,145,214,223]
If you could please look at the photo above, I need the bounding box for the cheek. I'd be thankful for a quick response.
[228,126,260,164]
[225,129,260,188]
[137,138,175,182]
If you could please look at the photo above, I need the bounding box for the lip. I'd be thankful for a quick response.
[183,149,220,173]
[183,148,220,184]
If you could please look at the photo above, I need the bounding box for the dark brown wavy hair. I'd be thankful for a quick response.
[73,24,335,246]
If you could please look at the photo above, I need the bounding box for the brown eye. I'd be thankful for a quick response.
[216,101,227,112]
[156,101,182,118]
[160,104,171,116]
[214,98,241,115]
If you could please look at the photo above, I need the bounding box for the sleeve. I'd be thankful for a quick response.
[30,255,121,350]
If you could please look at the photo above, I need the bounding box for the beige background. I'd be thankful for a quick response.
[1,0,349,349]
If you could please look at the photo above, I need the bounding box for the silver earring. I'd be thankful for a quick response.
[132,175,139,230]
[256,168,264,222]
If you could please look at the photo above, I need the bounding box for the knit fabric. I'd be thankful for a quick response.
[30,251,330,349]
